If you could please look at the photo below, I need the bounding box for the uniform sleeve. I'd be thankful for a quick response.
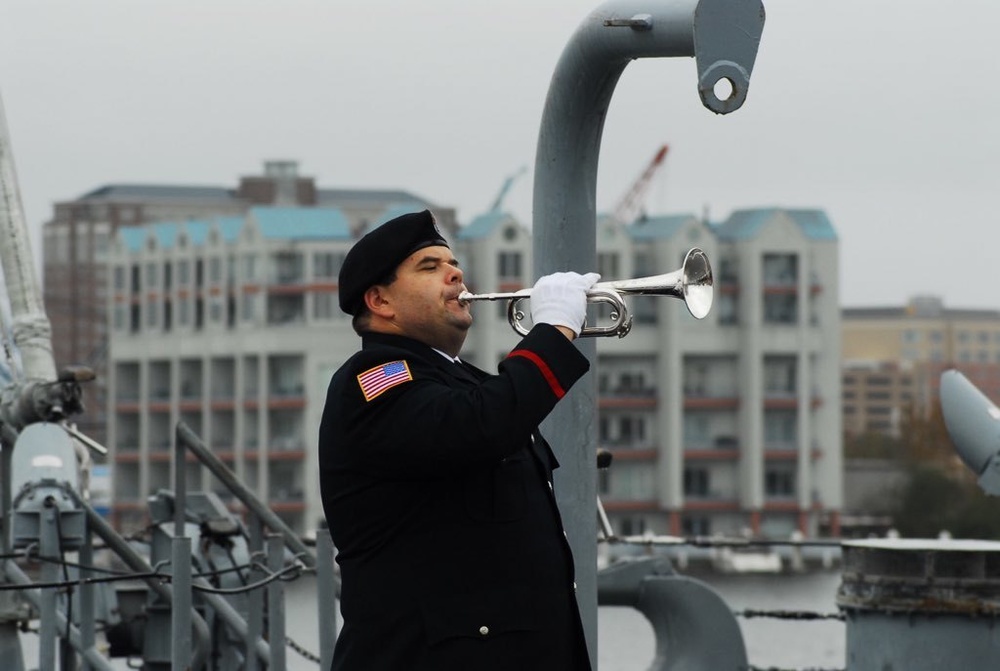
[331,324,589,478]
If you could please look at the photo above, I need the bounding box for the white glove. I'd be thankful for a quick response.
[530,271,601,336]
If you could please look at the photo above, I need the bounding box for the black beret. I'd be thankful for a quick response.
[339,209,449,315]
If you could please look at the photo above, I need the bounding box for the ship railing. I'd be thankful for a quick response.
[173,420,338,670]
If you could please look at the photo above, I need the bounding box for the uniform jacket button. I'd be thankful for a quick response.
[479,625,489,636]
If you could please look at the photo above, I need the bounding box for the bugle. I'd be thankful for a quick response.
[457,247,714,338]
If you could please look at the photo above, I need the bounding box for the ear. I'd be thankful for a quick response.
[363,285,394,319]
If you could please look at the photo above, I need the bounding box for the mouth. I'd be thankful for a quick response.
[447,289,470,304]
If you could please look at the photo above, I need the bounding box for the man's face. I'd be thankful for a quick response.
[379,246,472,354]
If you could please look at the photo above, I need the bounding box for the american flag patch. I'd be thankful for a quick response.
[357,360,413,401]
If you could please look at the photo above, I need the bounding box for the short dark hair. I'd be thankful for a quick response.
[350,268,398,336]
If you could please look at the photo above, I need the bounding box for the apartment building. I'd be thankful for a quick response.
[842,296,1000,437]
[107,204,842,539]
[43,160,453,447]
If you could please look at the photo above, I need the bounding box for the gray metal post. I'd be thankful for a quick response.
[267,535,287,671]
[79,520,95,671]
[0,425,26,671]
[170,534,193,671]
[317,527,337,670]
[245,515,264,671]
[38,501,59,671]
[532,1,763,663]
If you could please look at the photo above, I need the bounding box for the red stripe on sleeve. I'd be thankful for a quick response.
[507,350,566,399]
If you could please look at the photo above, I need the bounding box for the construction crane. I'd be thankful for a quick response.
[611,144,669,226]
[489,166,528,213]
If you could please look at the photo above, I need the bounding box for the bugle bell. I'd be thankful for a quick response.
[457,247,714,338]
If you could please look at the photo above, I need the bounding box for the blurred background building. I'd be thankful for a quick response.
[41,160,455,447]
[100,193,842,539]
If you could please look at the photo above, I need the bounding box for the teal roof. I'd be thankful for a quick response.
[713,208,837,241]
[119,227,147,252]
[457,211,508,240]
[250,207,352,240]
[627,214,697,241]
[215,216,244,242]
[117,207,352,252]
[152,222,178,247]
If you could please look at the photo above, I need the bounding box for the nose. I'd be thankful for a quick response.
[447,264,463,284]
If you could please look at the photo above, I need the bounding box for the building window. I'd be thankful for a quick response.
[633,297,657,325]
[718,257,738,283]
[314,252,344,280]
[683,414,710,446]
[113,267,126,291]
[764,356,796,395]
[683,468,710,497]
[178,298,190,326]
[177,260,190,285]
[241,294,257,322]
[146,302,158,329]
[145,262,158,289]
[498,252,522,281]
[633,251,654,278]
[93,228,110,261]
[598,253,619,279]
[49,225,70,264]
[682,515,711,536]
[209,258,222,283]
[764,294,797,324]
[618,415,647,446]
[765,410,797,446]
[718,294,738,325]
[619,517,646,537]
[763,253,798,286]
[268,295,305,325]
[313,292,336,320]
[765,467,795,497]
[113,304,126,331]
[272,252,304,284]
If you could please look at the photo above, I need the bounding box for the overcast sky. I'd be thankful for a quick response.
[0,0,997,309]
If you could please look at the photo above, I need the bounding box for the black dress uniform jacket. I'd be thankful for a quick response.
[319,324,592,671]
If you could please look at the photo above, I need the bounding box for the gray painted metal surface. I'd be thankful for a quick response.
[0,92,55,383]
[838,539,1000,670]
[317,527,338,671]
[532,0,763,662]
[171,536,193,671]
[940,368,1000,495]
[268,535,288,671]
[598,557,748,670]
